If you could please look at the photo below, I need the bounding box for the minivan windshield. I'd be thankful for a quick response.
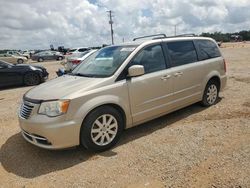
[72,45,137,78]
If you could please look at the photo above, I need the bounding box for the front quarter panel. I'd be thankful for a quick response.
[66,80,132,129]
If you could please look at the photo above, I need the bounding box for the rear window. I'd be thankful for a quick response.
[166,41,198,67]
[195,40,221,60]
[69,49,76,52]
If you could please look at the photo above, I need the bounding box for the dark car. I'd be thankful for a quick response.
[31,51,64,62]
[0,60,49,87]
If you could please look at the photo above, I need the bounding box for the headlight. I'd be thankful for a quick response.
[38,100,70,117]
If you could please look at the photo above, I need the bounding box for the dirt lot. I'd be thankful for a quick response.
[0,43,250,188]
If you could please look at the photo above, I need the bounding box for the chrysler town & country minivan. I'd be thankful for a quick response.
[19,34,227,151]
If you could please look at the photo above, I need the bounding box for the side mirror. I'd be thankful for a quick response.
[128,65,145,77]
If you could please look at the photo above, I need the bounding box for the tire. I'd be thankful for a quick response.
[17,59,24,64]
[38,57,44,62]
[201,80,219,107]
[57,56,63,61]
[80,106,124,152]
[23,72,41,86]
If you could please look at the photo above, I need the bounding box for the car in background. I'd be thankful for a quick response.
[6,51,29,59]
[66,47,90,57]
[21,50,31,59]
[64,49,98,71]
[0,60,48,87]
[31,51,64,62]
[0,53,28,64]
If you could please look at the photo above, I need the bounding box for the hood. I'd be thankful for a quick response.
[15,64,45,71]
[25,75,107,100]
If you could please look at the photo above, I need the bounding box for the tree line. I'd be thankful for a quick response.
[200,30,250,42]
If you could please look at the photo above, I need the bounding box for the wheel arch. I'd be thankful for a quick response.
[202,71,221,94]
[73,95,132,130]
[78,102,128,147]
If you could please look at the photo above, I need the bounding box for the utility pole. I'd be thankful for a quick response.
[107,10,114,45]
[174,24,177,36]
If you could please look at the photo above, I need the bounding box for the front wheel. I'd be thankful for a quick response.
[201,80,219,107]
[57,56,63,61]
[80,106,124,152]
[23,72,41,86]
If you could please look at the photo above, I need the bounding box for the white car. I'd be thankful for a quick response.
[66,47,90,57]
[64,49,98,71]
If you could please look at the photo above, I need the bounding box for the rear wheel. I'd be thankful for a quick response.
[38,57,44,62]
[201,80,219,107]
[57,56,63,61]
[80,106,124,152]
[23,72,41,86]
[17,59,24,64]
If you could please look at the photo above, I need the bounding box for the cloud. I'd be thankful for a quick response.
[0,0,249,49]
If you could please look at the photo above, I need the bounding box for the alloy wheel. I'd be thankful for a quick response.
[91,114,118,146]
[206,84,218,105]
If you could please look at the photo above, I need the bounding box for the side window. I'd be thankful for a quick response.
[167,41,198,67]
[195,40,221,60]
[79,48,87,52]
[131,44,166,74]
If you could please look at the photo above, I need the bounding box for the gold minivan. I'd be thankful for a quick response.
[19,35,227,151]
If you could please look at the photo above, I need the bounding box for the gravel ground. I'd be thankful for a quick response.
[0,43,250,188]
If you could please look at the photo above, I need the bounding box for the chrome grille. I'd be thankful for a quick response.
[20,101,35,119]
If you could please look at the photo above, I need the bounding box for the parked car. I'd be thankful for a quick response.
[19,34,227,151]
[7,50,30,59]
[31,51,64,62]
[64,49,98,71]
[0,53,28,64]
[21,50,31,59]
[66,47,90,57]
[0,60,48,87]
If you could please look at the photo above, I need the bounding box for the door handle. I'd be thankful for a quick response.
[174,72,183,77]
[161,75,171,80]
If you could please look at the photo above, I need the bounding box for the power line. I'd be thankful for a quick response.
[107,10,114,45]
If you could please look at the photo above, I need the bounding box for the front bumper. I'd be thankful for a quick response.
[19,103,81,149]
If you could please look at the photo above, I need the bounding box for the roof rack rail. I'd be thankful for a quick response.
[173,33,196,37]
[133,34,167,41]
[163,33,196,38]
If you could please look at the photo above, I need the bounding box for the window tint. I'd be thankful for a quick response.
[195,40,221,60]
[131,44,166,74]
[69,49,76,52]
[167,41,197,67]
[79,48,88,52]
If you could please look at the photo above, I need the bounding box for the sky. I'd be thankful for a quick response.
[0,0,250,50]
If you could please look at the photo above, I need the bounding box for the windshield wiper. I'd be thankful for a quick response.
[73,73,97,78]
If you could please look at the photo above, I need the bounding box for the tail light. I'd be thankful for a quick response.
[72,60,81,65]
[223,59,227,72]
[66,52,72,55]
